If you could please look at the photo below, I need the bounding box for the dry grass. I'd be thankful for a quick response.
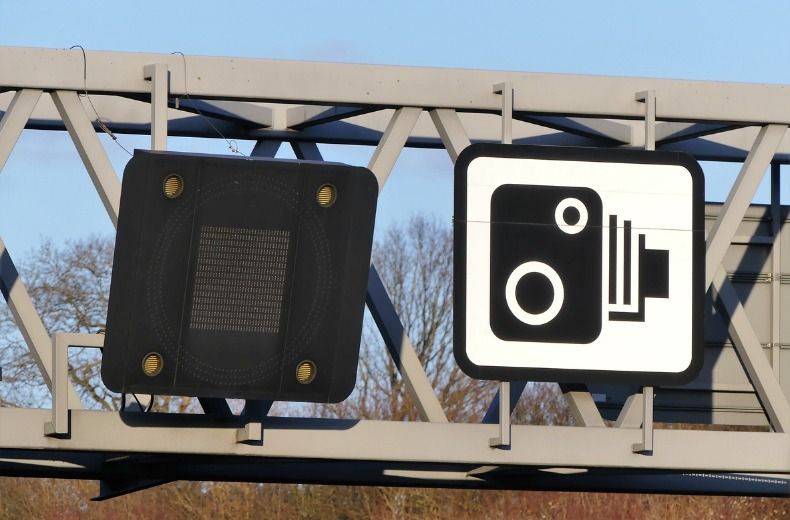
[0,479,786,520]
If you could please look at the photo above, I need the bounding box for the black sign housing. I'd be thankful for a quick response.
[101,151,378,402]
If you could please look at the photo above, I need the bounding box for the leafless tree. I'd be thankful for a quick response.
[0,236,116,409]
[310,216,489,422]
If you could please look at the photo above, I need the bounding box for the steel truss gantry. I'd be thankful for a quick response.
[1,46,790,498]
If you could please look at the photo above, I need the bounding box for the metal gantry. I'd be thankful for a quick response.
[1,46,790,498]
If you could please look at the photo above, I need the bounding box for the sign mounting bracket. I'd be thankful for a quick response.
[488,81,516,450]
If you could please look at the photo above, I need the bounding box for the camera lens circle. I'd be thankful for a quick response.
[505,261,564,326]
[555,198,588,234]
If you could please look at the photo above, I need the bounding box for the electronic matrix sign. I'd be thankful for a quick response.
[102,151,378,403]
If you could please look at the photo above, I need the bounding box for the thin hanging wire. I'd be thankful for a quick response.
[69,45,133,156]
[171,51,245,156]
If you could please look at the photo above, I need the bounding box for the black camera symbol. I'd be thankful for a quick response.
[489,184,669,344]
[490,184,603,343]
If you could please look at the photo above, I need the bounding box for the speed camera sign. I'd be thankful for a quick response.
[454,144,704,384]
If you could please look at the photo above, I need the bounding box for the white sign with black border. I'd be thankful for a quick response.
[454,144,704,384]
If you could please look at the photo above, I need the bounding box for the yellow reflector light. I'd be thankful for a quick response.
[163,174,184,199]
[316,184,336,207]
[142,352,163,377]
[296,360,316,384]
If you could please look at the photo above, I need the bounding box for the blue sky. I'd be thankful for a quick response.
[2,0,790,256]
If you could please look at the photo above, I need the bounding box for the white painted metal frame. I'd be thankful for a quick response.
[1,47,790,493]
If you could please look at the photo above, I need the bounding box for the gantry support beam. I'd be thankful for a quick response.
[430,109,472,162]
[0,89,41,172]
[367,107,421,188]
[50,90,121,226]
[6,47,790,125]
[9,408,790,474]
[2,47,790,494]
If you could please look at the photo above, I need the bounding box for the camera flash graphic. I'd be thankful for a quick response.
[607,215,670,322]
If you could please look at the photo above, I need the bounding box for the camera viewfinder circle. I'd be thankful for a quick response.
[504,261,565,326]
[555,197,588,234]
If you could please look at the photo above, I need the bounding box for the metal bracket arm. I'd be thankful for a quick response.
[632,386,654,454]
[44,333,104,438]
[493,82,513,145]
[487,82,515,449]
[236,422,263,445]
[635,90,656,151]
[633,91,656,454]
[489,381,511,449]
[143,63,169,151]
[482,381,525,424]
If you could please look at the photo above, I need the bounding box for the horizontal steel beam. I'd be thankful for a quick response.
[5,47,790,124]
[4,408,789,474]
